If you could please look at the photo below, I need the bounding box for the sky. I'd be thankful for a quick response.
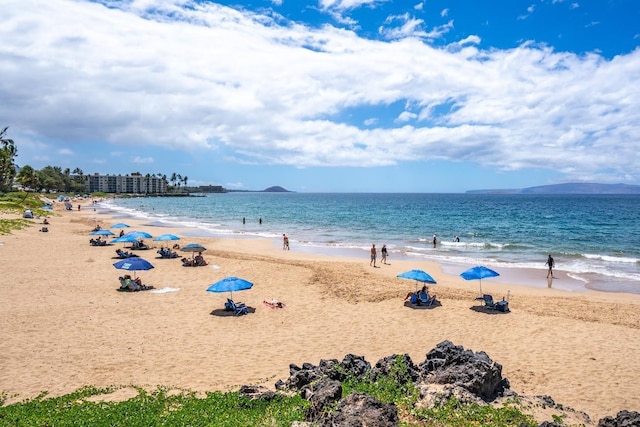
[1,0,639,193]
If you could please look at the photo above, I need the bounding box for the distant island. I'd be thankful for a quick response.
[225,186,293,193]
[262,186,291,192]
[466,183,640,194]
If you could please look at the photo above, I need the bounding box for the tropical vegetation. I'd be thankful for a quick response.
[0,125,190,195]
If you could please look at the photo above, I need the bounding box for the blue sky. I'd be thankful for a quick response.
[2,0,639,192]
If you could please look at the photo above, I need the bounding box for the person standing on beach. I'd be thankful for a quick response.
[432,234,437,248]
[380,244,388,264]
[546,254,555,278]
[370,244,377,267]
[283,234,289,250]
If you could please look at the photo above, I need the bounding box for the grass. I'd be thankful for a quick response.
[0,386,309,427]
[0,192,54,235]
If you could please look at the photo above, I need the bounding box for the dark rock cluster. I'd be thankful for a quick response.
[238,340,636,426]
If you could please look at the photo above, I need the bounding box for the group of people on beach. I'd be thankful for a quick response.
[369,244,388,267]
[118,275,154,292]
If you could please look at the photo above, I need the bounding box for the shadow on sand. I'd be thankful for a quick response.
[210,306,256,317]
[403,301,441,310]
[469,305,510,315]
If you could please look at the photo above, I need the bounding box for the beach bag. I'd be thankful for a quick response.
[496,300,509,312]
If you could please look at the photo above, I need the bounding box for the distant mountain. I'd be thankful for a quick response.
[262,186,291,192]
[466,183,640,194]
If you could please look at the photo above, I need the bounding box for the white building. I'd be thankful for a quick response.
[85,173,167,194]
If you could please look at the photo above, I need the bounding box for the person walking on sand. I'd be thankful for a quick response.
[380,244,388,264]
[370,244,377,267]
[545,253,555,278]
[283,234,290,250]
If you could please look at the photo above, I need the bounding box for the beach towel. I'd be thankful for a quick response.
[150,287,181,294]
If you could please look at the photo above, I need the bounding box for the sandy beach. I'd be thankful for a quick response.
[1,201,639,422]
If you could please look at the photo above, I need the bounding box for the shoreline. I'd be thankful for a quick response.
[1,200,639,422]
[95,197,639,296]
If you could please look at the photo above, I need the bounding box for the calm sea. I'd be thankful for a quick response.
[96,193,640,294]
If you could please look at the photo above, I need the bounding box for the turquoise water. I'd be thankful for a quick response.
[98,193,640,294]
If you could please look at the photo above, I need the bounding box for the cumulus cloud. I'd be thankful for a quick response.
[1,0,639,184]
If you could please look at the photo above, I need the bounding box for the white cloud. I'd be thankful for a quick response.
[396,111,417,123]
[414,2,423,11]
[440,8,448,17]
[1,0,639,184]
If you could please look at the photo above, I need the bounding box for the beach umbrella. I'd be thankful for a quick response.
[91,229,114,236]
[397,269,437,292]
[154,233,180,242]
[111,235,140,244]
[125,231,153,239]
[207,276,253,299]
[180,243,205,258]
[113,257,154,278]
[460,266,500,295]
[182,242,206,252]
[397,269,437,295]
[111,222,130,229]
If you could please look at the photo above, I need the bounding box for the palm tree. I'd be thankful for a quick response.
[182,176,188,190]
[0,126,18,193]
[16,165,40,192]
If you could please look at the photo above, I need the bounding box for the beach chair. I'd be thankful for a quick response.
[225,298,248,316]
[482,294,509,312]
[116,249,137,258]
[418,291,437,306]
[157,249,178,259]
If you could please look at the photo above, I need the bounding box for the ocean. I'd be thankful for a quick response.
[96,193,640,294]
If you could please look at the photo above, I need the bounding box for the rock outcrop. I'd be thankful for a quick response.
[249,340,634,426]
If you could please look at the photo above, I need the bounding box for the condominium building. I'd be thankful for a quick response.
[85,173,167,194]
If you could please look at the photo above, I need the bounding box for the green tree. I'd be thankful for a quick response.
[0,127,18,193]
[37,166,66,193]
[16,165,40,192]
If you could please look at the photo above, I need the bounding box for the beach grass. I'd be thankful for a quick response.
[0,386,309,427]
[0,357,538,426]
[0,381,543,427]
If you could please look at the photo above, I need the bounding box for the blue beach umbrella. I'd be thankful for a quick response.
[182,242,206,252]
[91,229,115,236]
[125,231,153,239]
[111,235,140,248]
[460,266,500,295]
[111,235,140,243]
[111,223,130,229]
[113,257,154,278]
[397,269,437,292]
[154,233,180,242]
[207,276,253,299]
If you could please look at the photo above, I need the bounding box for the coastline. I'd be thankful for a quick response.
[97,194,640,296]
[1,199,639,422]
